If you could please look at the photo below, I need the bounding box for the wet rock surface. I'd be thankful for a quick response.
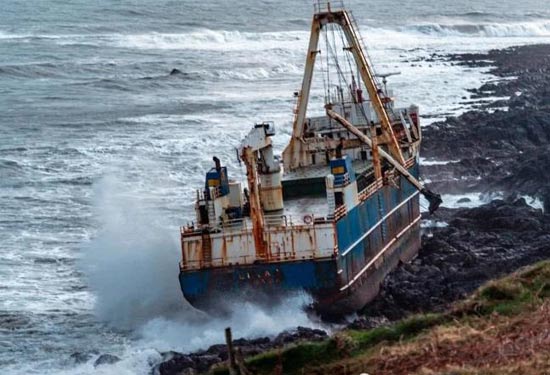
[153,327,327,375]
[361,44,550,321]
[422,44,550,209]
[93,353,121,367]
[363,199,549,320]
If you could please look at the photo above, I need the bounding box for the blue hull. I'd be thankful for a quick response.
[179,165,421,316]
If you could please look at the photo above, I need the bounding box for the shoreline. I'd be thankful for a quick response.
[133,43,550,374]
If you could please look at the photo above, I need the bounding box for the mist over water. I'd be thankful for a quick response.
[73,175,320,372]
[2,0,550,373]
[82,175,183,328]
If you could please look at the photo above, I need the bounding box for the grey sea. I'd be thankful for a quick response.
[1,0,550,373]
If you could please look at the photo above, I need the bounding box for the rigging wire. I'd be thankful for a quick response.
[330,23,344,102]
[324,24,331,103]
[319,26,328,104]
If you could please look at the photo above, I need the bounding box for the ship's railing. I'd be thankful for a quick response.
[220,217,248,230]
[404,157,416,169]
[358,178,383,202]
[334,204,347,221]
[314,0,345,14]
[183,211,327,233]
[264,213,290,227]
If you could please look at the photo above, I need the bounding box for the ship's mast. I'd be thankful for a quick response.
[283,1,405,170]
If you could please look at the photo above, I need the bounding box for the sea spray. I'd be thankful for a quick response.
[138,293,322,354]
[81,175,184,329]
[81,175,323,355]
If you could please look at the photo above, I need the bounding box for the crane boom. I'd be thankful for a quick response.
[326,109,442,214]
[283,7,405,170]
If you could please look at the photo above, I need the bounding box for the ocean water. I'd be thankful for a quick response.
[1,0,550,373]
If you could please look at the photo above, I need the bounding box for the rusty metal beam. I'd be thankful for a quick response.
[241,147,267,259]
[370,122,382,180]
[336,10,405,165]
[282,16,322,170]
[283,8,406,170]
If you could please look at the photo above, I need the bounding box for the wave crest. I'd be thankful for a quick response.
[402,21,550,37]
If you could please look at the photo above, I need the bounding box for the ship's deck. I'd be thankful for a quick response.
[281,195,328,223]
[283,159,374,181]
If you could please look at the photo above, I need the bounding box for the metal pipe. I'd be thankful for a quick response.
[326,109,442,213]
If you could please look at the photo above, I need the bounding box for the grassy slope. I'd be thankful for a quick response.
[211,261,550,375]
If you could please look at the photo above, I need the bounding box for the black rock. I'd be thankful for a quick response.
[363,199,550,320]
[157,352,195,375]
[70,351,92,364]
[273,326,327,345]
[94,354,120,367]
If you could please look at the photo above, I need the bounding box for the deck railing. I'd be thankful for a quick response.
[358,178,383,202]
[181,211,328,237]
[313,0,345,14]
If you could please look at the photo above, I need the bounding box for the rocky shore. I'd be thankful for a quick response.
[151,44,550,374]
[423,44,550,209]
[359,44,550,322]
[151,327,327,375]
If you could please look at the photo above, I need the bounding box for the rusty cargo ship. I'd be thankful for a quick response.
[178,1,441,317]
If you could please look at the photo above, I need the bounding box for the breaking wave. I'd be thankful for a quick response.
[82,175,321,353]
[401,20,550,37]
[0,29,307,51]
[2,20,550,54]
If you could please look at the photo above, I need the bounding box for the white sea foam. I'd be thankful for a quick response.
[74,175,323,374]
[401,20,550,37]
[420,191,504,212]
[3,19,549,52]
[420,157,460,166]
[51,30,308,51]
[519,195,545,211]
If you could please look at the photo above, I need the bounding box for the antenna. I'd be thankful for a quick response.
[376,71,401,96]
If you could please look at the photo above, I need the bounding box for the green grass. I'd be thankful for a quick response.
[454,260,550,317]
[211,341,338,375]
[210,261,550,375]
[349,313,446,350]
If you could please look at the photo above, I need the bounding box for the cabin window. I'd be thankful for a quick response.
[311,153,316,165]
[360,150,368,161]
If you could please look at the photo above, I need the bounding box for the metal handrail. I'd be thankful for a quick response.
[404,157,416,169]
[314,0,345,13]
[358,178,383,201]
[334,204,347,220]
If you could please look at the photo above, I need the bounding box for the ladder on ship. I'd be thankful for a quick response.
[201,230,212,266]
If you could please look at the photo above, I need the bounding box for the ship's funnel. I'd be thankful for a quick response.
[421,189,443,214]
